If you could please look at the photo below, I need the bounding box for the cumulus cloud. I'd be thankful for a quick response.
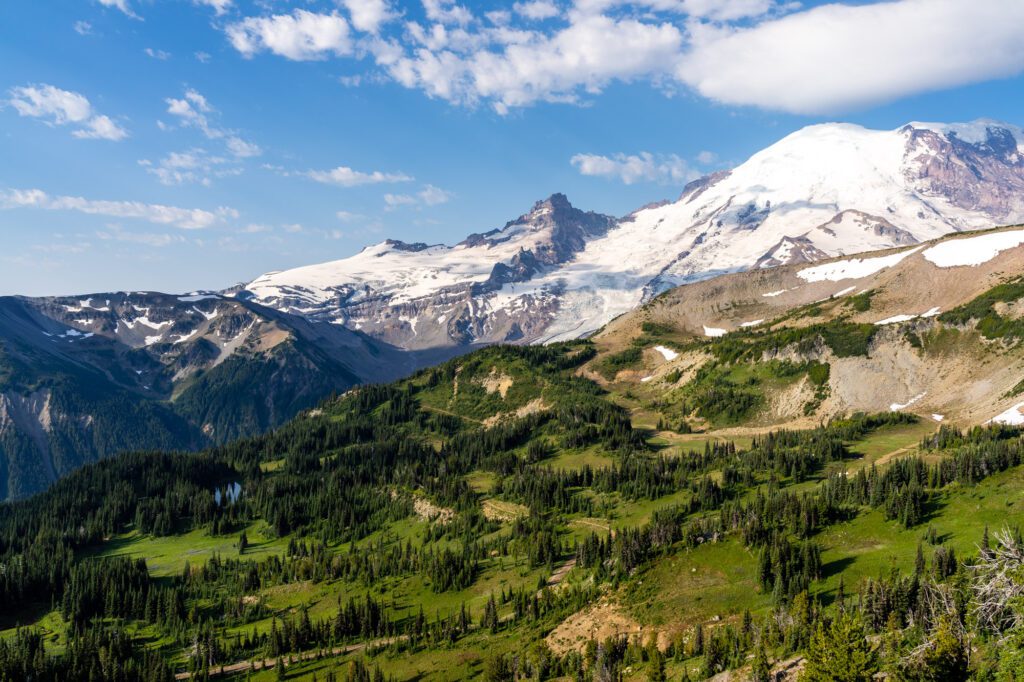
[144,47,171,60]
[571,151,697,184]
[219,0,1024,115]
[679,0,1024,114]
[307,165,413,187]
[423,0,474,26]
[378,13,683,111]
[0,188,237,229]
[73,21,93,35]
[7,84,128,141]
[340,0,396,33]
[514,1,560,20]
[226,10,352,61]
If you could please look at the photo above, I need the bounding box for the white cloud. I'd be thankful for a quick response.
[679,0,1024,114]
[226,136,262,158]
[195,51,212,63]
[194,0,232,15]
[74,21,93,35]
[384,184,453,209]
[340,0,396,33]
[696,150,717,165]
[166,88,217,136]
[144,47,171,60]
[220,0,1024,115]
[98,0,141,19]
[514,1,559,20]
[571,151,697,184]
[164,89,261,160]
[307,165,413,187]
[379,13,683,111]
[0,188,237,229]
[227,10,352,61]
[139,149,244,186]
[423,0,473,26]
[73,114,129,141]
[7,84,128,141]
[418,184,452,205]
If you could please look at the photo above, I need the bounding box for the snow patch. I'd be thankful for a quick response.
[988,402,1024,426]
[653,345,679,360]
[179,294,218,302]
[702,326,727,338]
[740,319,764,328]
[875,307,941,325]
[876,314,917,325]
[922,229,1024,268]
[640,376,654,383]
[762,289,789,298]
[833,286,857,297]
[890,392,926,411]
[123,316,171,331]
[797,247,922,283]
[932,414,945,422]
[173,330,200,345]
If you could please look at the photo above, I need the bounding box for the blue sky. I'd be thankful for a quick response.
[2,0,1024,296]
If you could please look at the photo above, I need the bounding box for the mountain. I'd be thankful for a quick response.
[0,291,451,500]
[244,119,1024,348]
[590,223,1024,429]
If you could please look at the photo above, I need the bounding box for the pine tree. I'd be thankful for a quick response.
[801,612,878,682]
[751,643,771,682]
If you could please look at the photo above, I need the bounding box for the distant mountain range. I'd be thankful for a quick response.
[3,118,1023,499]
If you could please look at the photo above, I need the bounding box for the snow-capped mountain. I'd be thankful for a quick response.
[243,120,1024,348]
[245,119,1015,348]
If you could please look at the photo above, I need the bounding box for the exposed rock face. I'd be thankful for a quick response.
[247,120,1024,348]
[904,122,1024,220]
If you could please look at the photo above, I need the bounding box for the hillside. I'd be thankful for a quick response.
[0,292,452,500]
[589,224,1024,430]
[5,247,1024,679]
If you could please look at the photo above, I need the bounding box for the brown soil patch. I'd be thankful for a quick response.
[546,598,649,655]
[481,499,528,522]
[479,368,514,397]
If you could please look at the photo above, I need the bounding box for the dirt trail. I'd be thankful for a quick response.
[174,637,402,679]
[545,558,576,588]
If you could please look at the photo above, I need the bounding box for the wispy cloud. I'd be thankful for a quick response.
[571,151,698,185]
[306,165,413,187]
[0,188,237,229]
[384,185,453,210]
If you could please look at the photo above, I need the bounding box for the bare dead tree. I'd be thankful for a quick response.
[969,527,1024,638]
